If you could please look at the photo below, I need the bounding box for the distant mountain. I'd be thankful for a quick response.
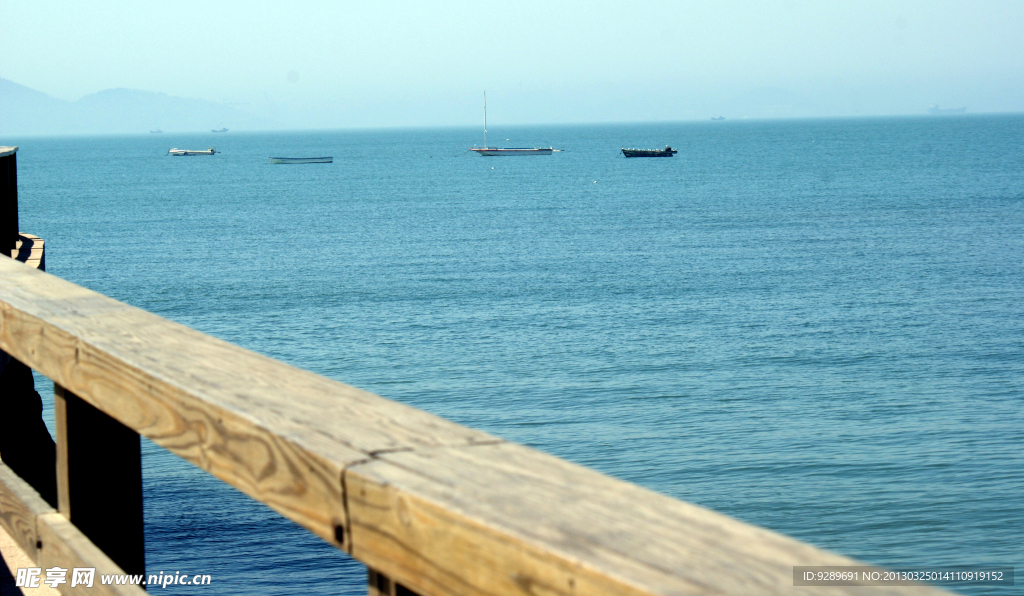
[0,77,270,135]
[0,78,77,134]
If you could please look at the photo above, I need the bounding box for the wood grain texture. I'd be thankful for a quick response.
[1,256,955,596]
[1,465,143,594]
[37,513,146,596]
[0,257,494,547]
[1,521,62,595]
[0,461,55,563]
[346,442,951,596]
[1,463,142,595]
[1,464,144,593]
[54,390,70,518]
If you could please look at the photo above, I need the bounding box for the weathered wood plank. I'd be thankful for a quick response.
[1,462,143,595]
[54,390,70,518]
[1,521,61,595]
[0,257,495,547]
[37,512,146,596]
[0,460,54,563]
[346,442,950,596]
[1,255,955,596]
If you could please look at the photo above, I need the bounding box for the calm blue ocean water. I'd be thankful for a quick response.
[8,116,1023,595]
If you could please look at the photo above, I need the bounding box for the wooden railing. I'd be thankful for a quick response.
[0,145,948,595]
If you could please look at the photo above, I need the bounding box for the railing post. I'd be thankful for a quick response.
[0,146,18,258]
[367,568,392,596]
[367,569,419,596]
[54,384,146,578]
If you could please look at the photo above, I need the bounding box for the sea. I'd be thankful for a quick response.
[8,115,1023,595]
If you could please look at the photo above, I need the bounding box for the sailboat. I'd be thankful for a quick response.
[469,92,558,156]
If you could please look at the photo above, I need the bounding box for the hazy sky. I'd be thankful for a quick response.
[3,0,1023,128]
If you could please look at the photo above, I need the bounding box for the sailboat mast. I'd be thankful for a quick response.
[483,90,488,149]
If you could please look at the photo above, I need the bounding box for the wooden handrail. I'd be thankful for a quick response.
[0,256,949,596]
[0,462,144,596]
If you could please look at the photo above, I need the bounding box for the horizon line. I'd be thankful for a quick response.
[4,111,1023,140]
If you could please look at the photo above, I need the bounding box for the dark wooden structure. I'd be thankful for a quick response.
[1,147,18,257]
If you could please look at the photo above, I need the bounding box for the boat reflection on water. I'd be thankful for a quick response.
[269,157,333,164]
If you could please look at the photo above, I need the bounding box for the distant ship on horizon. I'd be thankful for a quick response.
[212,127,229,133]
[928,105,966,115]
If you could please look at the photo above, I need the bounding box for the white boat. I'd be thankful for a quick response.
[269,157,333,164]
[469,92,558,156]
[168,148,218,156]
[471,148,553,156]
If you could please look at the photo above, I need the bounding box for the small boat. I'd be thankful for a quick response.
[469,92,559,156]
[212,128,229,133]
[167,148,218,156]
[269,157,333,164]
[470,148,555,156]
[927,105,966,115]
[622,146,678,158]
[150,129,163,133]
[711,116,725,121]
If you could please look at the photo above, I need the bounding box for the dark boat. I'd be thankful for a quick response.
[622,146,678,158]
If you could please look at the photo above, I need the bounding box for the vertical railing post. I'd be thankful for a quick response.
[367,569,419,596]
[0,146,18,258]
[368,568,393,596]
[54,385,146,577]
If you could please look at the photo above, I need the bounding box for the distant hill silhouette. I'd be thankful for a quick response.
[0,77,269,135]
